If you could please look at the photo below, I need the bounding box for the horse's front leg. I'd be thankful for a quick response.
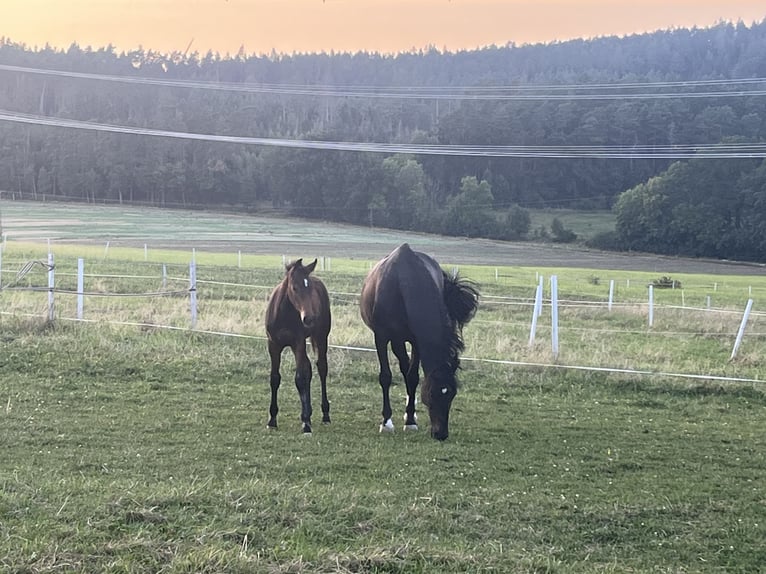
[267,340,283,429]
[393,341,420,431]
[293,340,313,434]
[313,336,331,424]
[375,333,394,433]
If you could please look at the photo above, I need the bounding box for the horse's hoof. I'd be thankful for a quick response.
[266,422,277,430]
[403,424,419,431]
[302,423,312,434]
[322,417,331,424]
[379,419,395,433]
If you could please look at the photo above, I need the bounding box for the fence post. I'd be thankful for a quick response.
[538,275,544,317]
[730,299,754,360]
[0,247,3,288]
[104,241,109,258]
[608,279,615,311]
[648,285,654,328]
[551,275,559,359]
[189,261,197,329]
[162,264,167,290]
[47,252,55,322]
[528,283,542,347]
[77,258,84,320]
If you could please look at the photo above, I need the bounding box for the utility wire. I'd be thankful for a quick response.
[2,63,766,100]
[2,110,766,158]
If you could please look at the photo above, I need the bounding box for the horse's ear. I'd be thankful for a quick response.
[305,258,318,274]
[286,258,302,271]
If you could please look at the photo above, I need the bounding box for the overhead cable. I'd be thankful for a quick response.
[3,110,766,158]
[2,63,766,101]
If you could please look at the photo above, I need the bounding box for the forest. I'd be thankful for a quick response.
[1,18,766,261]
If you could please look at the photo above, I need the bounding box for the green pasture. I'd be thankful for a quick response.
[527,208,616,239]
[1,210,766,572]
[0,200,478,254]
[1,317,765,573]
[1,239,765,380]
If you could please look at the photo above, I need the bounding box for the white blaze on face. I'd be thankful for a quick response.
[304,278,309,287]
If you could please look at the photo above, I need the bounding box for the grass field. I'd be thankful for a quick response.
[4,198,763,274]
[2,203,766,572]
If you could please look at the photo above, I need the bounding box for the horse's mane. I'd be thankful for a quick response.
[441,271,480,375]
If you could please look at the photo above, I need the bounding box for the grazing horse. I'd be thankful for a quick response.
[265,258,331,434]
[360,243,479,441]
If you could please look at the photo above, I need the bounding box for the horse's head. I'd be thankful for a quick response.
[421,366,457,441]
[285,258,320,328]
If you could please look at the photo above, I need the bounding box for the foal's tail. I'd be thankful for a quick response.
[443,272,480,329]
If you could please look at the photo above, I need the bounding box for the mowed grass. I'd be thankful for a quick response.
[1,243,766,572]
[2,318,765,573]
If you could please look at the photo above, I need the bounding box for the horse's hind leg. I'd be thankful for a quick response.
[293,341,313,434]
[313,335,331,424]
[267,340,283,429]
[375,333,394,433]
[392,341,419,431]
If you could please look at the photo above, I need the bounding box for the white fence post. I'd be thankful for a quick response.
[162,264,167,290]
[707,295,711,310]
[104,241,110,258]
[528,283,542,347]
[144,244,148,261]
[648,285,654,328]
[538,275,544,317]
[189,261,198,329]
[608,279,615,311]
[730,299,754,360]
[47,252,55,322]
[551,275,559,359]
[77,258,84,320]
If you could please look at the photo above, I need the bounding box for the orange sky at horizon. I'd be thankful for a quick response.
[3,0,766,57]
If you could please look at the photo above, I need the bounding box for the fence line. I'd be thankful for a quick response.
[4,260,764,328]
[2,253,763,376]
[4,310,761,386]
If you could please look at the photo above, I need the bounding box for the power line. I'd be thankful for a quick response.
[2,63,766,101]
[3,110,766,158]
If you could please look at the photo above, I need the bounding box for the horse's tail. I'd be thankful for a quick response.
[443,272,480,329]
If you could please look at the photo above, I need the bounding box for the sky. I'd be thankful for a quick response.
[2,0,766,56]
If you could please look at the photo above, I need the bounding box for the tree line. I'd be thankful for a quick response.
[1,19,766,260]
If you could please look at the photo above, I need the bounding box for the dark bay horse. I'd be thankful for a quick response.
[360,243,479,440]
[265,258,331,434]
